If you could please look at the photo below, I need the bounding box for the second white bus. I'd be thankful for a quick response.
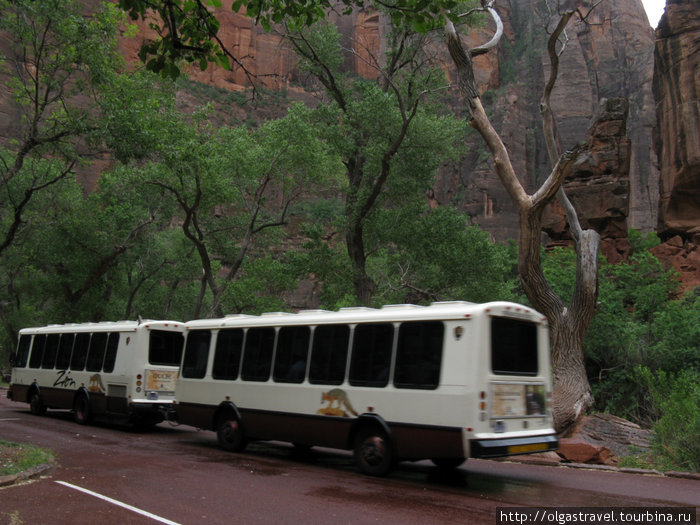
[175,301,558,476]
[7,320,185,425]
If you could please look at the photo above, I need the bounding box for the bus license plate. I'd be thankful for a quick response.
[508,443,549,454]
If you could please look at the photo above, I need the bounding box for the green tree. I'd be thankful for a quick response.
[127,102,342,318]
[543,233,699,426]
[0,0,124,257]
[0,0,134,360]
[288,20,463,304]
[377,206,516,304]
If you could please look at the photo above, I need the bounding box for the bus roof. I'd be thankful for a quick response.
[185,301,546,329]
[18,320,185,335]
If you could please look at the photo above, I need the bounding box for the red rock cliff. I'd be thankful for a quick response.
[652,0,700,290]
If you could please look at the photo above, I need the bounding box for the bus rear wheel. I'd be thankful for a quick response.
[216,415,247,453]
[353,428,395,477]
[29,391,46,416]
[73,394,91,425]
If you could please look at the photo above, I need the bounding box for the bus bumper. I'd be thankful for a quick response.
[129,401,176,423]
[469,434,559,458]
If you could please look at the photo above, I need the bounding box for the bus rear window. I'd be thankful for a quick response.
[491,317,538,376]
[149,330,184,366]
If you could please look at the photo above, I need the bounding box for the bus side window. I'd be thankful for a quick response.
[41,334,60,369]
[394,321,444,390]
[14,334,32,368]
[212,329,243,380]
[309,325,349,385]
[102,333,120,373]
[86,332,108,372]
[349,324,393,388]
[241,327,275,382]
[28,334,47,369]
[70,333,91,371]
[182,330,211,379]
[273,326,310,383]
[55,333,75,370]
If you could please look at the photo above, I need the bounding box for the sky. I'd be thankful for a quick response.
[641,0,665,27]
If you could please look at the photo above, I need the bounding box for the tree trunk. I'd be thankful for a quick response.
[346,218,375,306]
[443,8,600,435]
[549,311,595,435]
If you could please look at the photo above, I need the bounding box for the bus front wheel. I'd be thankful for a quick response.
[29,391,46,416]
[353,428,395,477]
[216,415,247,453]
[73,394,91,425]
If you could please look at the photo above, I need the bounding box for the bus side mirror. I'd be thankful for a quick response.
[8,352,16,367]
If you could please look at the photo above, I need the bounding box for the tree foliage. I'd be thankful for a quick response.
[543,233,700,427]
[288,19,464,304]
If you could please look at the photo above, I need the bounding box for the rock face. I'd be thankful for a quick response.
[652,0,700,290]
[432,0,658,249]
[4,0,697,289]
[543,98,633,262]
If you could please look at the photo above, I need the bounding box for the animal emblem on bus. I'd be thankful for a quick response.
[317,388,358,417]
[87,373,105,393]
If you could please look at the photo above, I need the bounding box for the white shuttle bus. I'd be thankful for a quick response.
[175,301,558,476]
[8,320,185,425]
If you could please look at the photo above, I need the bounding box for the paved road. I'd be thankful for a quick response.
[1,393,697,525]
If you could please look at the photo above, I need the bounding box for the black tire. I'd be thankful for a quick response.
[73,394,91,425]
[353,427,395,477]
[29,391,46,416]
[431,457,465,470]
[216,414,247,452]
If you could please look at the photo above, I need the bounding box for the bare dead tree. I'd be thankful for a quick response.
[443,0,607,434]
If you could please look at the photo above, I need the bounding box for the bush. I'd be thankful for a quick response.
[638,368,700,472]
[543,232,700,425]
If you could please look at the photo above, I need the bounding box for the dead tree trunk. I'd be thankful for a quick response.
[443,2,604,434]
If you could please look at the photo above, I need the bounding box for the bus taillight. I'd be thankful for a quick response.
[479,391,487,419]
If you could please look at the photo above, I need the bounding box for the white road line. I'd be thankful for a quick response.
[0,418,21,421]
[55,481,181,525]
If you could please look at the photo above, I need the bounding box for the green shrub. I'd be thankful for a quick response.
[638,368,700,472]
[542,232,699,425]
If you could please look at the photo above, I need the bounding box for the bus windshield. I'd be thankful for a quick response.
[491,317,538,376]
